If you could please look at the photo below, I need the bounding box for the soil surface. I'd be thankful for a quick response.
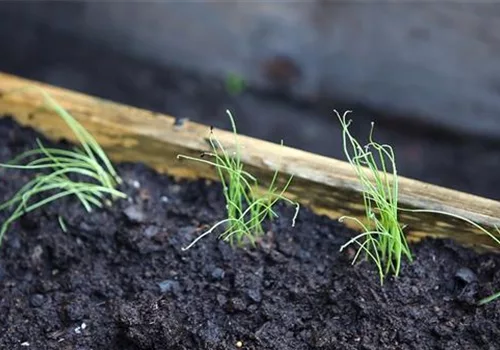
[1,119,500,350]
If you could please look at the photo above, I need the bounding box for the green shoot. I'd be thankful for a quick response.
[178,110,299,249]
[335,110,412,284]
[0,90,126,245]
[58,215,67,233]
[479,291,500,305]
[335,109,500,304]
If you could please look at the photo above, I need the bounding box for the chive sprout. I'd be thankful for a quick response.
[0,90,126,245]
[178,110,299,249]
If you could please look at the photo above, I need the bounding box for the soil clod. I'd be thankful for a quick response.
[29,294,45,308]
[455,267,478,284]
[123,205,146,224]
[157,279,181,295]
[211,267,225,281]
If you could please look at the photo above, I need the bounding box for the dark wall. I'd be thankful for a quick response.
[1,4,500,202]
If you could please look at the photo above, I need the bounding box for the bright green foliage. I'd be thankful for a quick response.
[335,109,500,304]
[335,110,412,284]
[0,90,126,245]
[178,110,299,249]
[479,290,500,305]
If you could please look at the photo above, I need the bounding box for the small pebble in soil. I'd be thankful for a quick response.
[123,205,146,224]
[455,267,477,284]
[170,184,181,194]
[236,341,243,348]
[316,264,325,273]
[144,225,160,238]
[211,267,225,281]
[216,294,227,307]
[158,279,181,295]
[247,288,262,303]
[30,294,45,308]
[74,322,87,334]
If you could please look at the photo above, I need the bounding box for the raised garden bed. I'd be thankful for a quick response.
[1,73,500,349]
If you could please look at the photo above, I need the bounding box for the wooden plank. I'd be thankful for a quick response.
[0,72,499,251]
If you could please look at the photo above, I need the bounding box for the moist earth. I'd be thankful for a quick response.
[1,118,500,350]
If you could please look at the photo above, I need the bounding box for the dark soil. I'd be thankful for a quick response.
[1,120,500,350]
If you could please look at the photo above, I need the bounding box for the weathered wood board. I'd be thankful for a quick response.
[0,72,499,251]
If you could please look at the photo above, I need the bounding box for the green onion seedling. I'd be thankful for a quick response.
[335,109,500,304]
[336,110,412,284]
[178,110,299,249]
[0,89,126,245]
[58,215,67,233]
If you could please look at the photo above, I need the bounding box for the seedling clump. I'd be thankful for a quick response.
[335,109,500,304]
[336,110,412,284]
[0,89,126,245]
[178,110,299,249]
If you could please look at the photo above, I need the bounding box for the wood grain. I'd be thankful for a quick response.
[0,72,499,251]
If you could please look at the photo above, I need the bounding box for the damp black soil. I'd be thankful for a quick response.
[1,118,500,350]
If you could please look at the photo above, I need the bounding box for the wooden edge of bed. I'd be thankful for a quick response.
[0,72,498,251]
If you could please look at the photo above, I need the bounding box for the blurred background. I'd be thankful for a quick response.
[0,2,499,200]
